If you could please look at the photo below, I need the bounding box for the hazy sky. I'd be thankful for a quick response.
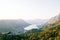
[0,0,60,20]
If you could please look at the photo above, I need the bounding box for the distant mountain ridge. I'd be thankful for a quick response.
[48,14,60,24]
[0,19,30,34]
[26,19,47,25]
[0,13,60,34]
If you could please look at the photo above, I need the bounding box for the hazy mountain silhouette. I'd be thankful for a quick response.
[26,19,47,25]
[0,19,30,34]
[48,14,60,24]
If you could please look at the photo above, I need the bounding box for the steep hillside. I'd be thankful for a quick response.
[22,20,60,40]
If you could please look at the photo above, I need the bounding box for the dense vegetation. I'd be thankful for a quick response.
[0,21,60,40]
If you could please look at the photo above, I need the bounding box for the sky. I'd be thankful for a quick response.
[0,0,60,20]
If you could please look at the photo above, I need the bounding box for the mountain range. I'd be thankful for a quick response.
[26,19,47,25]
[0,14,60,34]
[25,13,60,30]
